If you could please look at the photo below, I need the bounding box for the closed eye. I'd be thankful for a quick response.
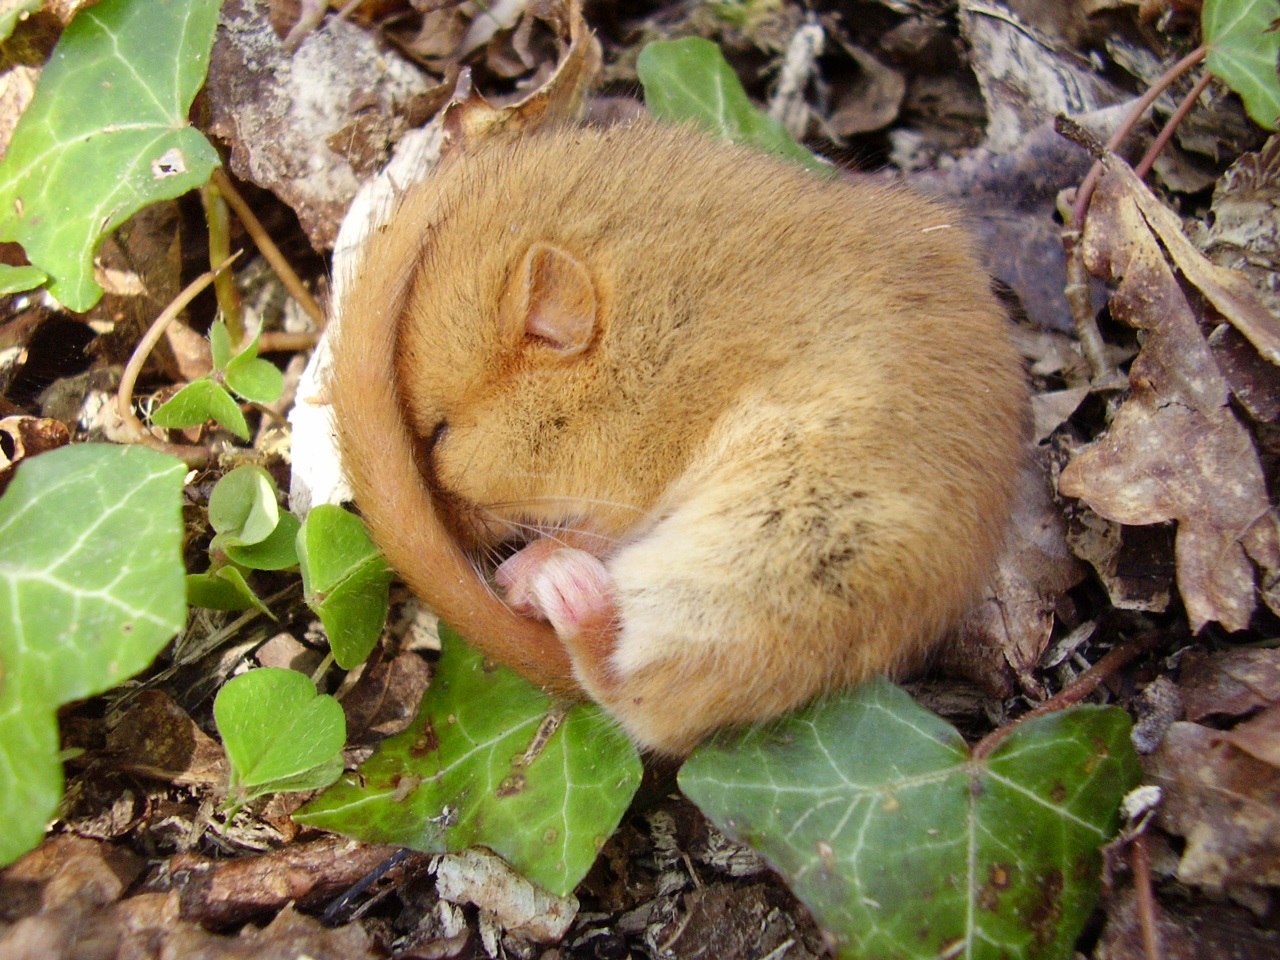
[427,420,449,452]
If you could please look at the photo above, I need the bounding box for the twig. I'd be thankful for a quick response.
[257,330,322,354]
[210,167,326,328]
[1070,44,1206,225]
[1133,70,1214,181]
[972,632,1163,761]
[1132,832,1164,960]
[115,254,242,466]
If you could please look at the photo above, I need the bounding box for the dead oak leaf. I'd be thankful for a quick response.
[1058,166,1278,632]
[1147,721,1280,892]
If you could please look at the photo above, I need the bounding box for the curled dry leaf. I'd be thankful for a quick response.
[440,0,601,152]
[1058,161,1280,632]
[435,848,579,943]
[1146,721,1280,892]
[942,458,1085,698]
[0,414,70,487]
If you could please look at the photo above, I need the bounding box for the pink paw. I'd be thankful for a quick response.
[495,540,615,640]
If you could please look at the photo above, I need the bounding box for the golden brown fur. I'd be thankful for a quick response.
[329,120,1027,754]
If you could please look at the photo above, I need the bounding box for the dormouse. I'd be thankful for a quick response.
[329,121,1027,754]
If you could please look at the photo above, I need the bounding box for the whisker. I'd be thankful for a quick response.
[488,495,651,517]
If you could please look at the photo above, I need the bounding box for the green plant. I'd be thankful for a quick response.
[681,679,1142,960]
[297,505,393,670]
[151,320,285,441]
[0,444,187,866]
[295,627,643,897]
[214,668,346,815]
[637,36,832,177]
[0,0,222,309]
[186,464,298,614]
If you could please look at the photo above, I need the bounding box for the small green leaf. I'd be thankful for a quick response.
[225,352,284,405]
[637,37,832,176]
[151,379,249,440]
[225,511,300,571]
[295,627,643,897]
[214,668,346,805]
[679,679,1142,960]
[208,465,280,551]
[297,505,392,669]
[0,0,222,310]
[0,264,47,296]
[186,566,270,614]
[1204,0,1280,130]
[0,444,186,866]
[210,319,233,371]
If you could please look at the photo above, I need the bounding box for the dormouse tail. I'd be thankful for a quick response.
[327,209,579,697]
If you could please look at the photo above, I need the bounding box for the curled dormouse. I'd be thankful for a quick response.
[329,121,1027,754]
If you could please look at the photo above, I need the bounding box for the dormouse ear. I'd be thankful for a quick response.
[501,242,599,356]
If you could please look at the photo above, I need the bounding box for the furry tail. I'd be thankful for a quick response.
[327,213,579,697]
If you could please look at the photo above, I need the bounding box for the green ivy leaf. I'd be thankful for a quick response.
[186,566,270,615]
[208,465,281,551]
[214,668,346,808]
[151,379,249,440]
[637,37,832,177]
[297,505,392,670]
[1204,0,1280,130]
[0,264,47,297]
[679,678,1142,960]
[0,444,186,866]
[295,627,643,898]
[225,511,300,571]
[0,0,222,310]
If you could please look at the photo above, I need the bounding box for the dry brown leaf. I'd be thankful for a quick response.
[1217,701,1280,769]
[1058,166,1278,632]
[1146,721,1280,892]
[0,415,70,488]
[1178,647,1280,722]
[441,0,600,151]
[104,690,228,787]
[1063,509,1173,614]
[943,460,1085,697]
[1100,152,1280,365]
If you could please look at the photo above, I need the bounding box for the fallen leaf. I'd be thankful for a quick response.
[944,459,1085,697]
[1178,647,1280,722]
[1217,701,1280,768]
[1059,164,1279,632]
[1146,721,1280,891]
[105,690,227,787]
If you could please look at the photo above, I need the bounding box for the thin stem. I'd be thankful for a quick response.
[201,179,245,345]
[1132,832,1164,960]
[1134,70,1214,181]
[210,168,325,328]
[1071,44,1207,225]
[257,330,322,354]
[972,632,1163,760]
[115,253,242,466]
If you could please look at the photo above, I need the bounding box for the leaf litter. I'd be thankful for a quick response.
[4,0,1280,957]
